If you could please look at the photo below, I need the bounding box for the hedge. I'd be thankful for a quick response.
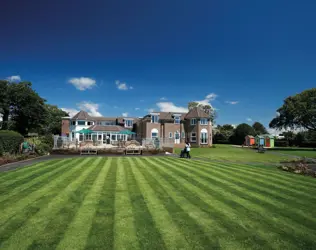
[0,130,24,155]
[299,141,316,148]
[275,140,289,147]
[215,140,231,144]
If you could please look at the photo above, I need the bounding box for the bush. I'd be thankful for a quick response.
[275,140,289,147]
[0,130,24,154]
[216,140,231,144]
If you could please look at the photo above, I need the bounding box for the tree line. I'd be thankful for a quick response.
[0,80,69,136]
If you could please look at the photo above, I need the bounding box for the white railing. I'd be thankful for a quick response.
[141,137,175,149]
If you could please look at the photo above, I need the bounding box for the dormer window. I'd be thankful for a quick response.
[191,118,197,125]
[151,115,159,123]
[124,119,133,128]
[174,116,180,124]
[200,118,208,125]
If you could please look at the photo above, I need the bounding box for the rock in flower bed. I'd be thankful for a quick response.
[278,158,316,178]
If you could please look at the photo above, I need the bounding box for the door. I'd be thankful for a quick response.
[174,131,180,144]
[259,138,264,146]
[266,138,270,147]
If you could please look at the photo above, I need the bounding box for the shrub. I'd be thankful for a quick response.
[216,140,230,144]
[0,130,24,154]
[299,141,316,148]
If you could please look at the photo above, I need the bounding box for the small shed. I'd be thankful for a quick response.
[255,134,275,148]
[245,135,255,146]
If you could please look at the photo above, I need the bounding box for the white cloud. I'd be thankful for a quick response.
[115,80,133,90]
[246,118,252,122]
[145,108,155,113]
[77,101,102,116]
[122,112,128,117]
[69,77,96,91]
[7,75,21,82]
[193,93,217,107]
[226,101,239,105]
[156,102,188,113]
[160,97,167,100]
[135,108,140,110]
[61,108,80,117]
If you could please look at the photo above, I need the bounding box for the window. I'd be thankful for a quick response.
[78,120,85,125]
[151,115,159,123]
[191,118,197,125]
[200,129,208,144]
[125,119,133,127]
[151,128,159,138]
[111,134,117,141]
[72,121,76,125]
[175,132,180,140]
[174,116,180,124]
[79,133,84,141]
[190,132,196,142]
[85,133,92,140]
[181,132,185,138]
[72,132,75,141]
[87,121,93,126]
[169,132,173,138]
[98,134,102,140]
[200,118,208,125]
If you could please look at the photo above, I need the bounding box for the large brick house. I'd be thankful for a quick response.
[61,107,212,147]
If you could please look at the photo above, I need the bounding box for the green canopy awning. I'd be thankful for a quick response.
[119,130,136,135]
[75,128,95,134]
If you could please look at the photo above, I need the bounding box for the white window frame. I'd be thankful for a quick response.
[169,132,173,138]
[174,132,180,140]
[181,132,185,138]
[77,120,86,126]
[191,118,197,125]
[151,128,159,138]
[200,118,208,125]
[151,115,159,123]
[124,119,133,128]
[174,116,180,124]
[200,128,208,144]
[190,132,197,142]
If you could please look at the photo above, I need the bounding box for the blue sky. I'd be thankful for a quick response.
[1,0,315,132]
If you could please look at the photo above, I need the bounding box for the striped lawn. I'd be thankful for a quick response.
[1,157,316,250]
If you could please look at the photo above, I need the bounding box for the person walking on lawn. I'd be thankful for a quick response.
[185,141,191,159]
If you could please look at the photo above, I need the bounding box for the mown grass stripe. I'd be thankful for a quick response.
[188,157,316,189]
[0,159,78,206]
[170,158,316,230]
[124,159,166,250]
[155,158,316,248]
[0,159,95,245]
[130,158,190,249]
[170,158,316,209]
[84,157,117,250]
[113,158,140,250]
[0,159,62,181]
[170,157,316,199]
[0,157,103,250]
[0,158,93,227]
[54,158,112,250]
[152,157,299,249]
[138,157,241,249]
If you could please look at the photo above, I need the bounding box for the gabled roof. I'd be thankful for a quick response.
[256,134,274,138]
[72,110,91,120]
[245,135,255,138]
[91,117,117,121]
[185,107,209,119]
[159,112,186,120]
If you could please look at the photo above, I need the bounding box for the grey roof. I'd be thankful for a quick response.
[72,110,91,120]
[185,107,209,119]
[88,125,125,132]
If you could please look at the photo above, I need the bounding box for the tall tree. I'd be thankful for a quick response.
[0,81,48,135]
[269,88,316,131]
[188,102,217,124]
[39,104,69,135]
[252,122,268,135]
[230,123,256,145]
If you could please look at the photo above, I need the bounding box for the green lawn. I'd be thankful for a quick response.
[176,144,298,163]
[1,156,316,249]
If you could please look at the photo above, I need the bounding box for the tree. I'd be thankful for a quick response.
[0,81,48,135]
[188,102,217,124]
[230,123,256,145]
[39,104,69,135]
[269,88,316,131]
[252,122,268,135]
